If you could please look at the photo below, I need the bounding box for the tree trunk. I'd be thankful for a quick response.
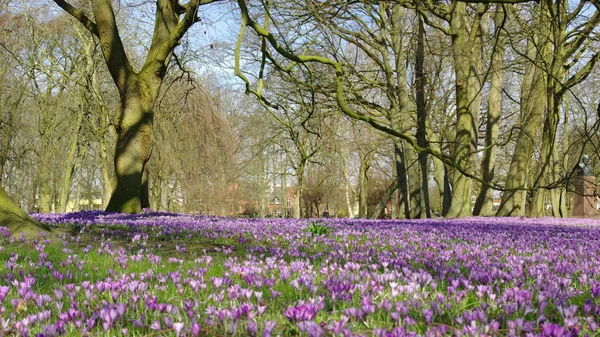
[0,117,11,184]
[141,165,150,209]
[529,0,570,217]
[497,7,548,216]
[58,108,84,212]
[446,2,477,218]
[467,12,486,216]
[150,172,161,210]
[293,159,306,218]
[99,117,114,208]
[358,156,370,218]
[0,187,50,236]
[384,4,415,219]
[369,179,398,219]
[395,143,410,218]
[280,168,287,217]
[558,95,570,217]
[415,15,431,218]
[0,89,24,185]
[38,149,53,213]
[74,180,81,211]
[474,10,503,216]
[105,80,155,213]
[37,104,56,213]
[443,166,453,216]
[342,157,357,218]
[407,147,422,218]
[427,124,445,215]
[52,0,201,213]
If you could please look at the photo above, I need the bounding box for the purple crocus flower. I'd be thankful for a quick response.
[172,322,184,336]
[284,303,320,322]
[262,321,276,337]
[297,321,324,337]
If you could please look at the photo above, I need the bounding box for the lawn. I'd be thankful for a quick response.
[0,212,599,336]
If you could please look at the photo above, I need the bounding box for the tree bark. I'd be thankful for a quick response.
[415,15,431,218]
[394,143,410,218]
[446,2,479,218]
[467,12,486,216]
[105,81,155,213]
[474,9,503,216]
[497,29,547,216]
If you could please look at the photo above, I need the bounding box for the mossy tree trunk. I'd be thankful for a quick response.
[105,77,156,213]
[53,0,210,213]
[528,0,599,217]
[473,9,503,216]
[446,2,483,218]
[497,20,548,216]
[0,187,50,236]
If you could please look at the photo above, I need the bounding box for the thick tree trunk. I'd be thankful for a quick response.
[68,0,192,213]
[467,13,486,216]
[497,75,545,215]
[141,165,150,209]
[529,96,560,217]
[105,82,155,213]
[474,10,503,216]
[150,172,162,210]
[446,2,476,218]
[497,9,548,216]
[382,5,415,219]
[529,2,568,217]
[0,187,50,236]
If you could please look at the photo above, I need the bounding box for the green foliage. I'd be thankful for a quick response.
[305,222,330,236]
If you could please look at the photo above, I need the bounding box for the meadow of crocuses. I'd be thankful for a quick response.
[1,212,599,337]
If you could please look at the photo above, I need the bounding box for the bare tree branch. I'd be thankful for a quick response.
[51,0,99,37]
